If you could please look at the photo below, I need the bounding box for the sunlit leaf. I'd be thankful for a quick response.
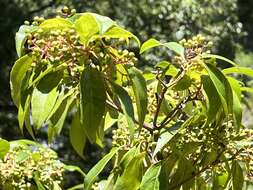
[40,18,72,29]
[140,162,162,190]
[70,112,86,159]
[10,55,32,106]
[84,147,119,190]
[202,54,237,66]
[15,25,38,57]
[75,14,100,44]
[110,81,135,135]
[113,153,145,190]
[0,139,10,159]
[126,66,148,129]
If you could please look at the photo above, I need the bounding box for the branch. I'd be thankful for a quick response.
[169,147,243,190]
[105,100,153,132]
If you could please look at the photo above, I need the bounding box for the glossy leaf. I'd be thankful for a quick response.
[111,81,135,135]
[140,162,162,190]
[223,67,253,78]
[173,75,192,91]
[231,161,243,190]
[101,26,140,46]
[31,71,61,129]
[140,38,162,54]
[80,68,106,145]
[202,75,222,124]
[153,128,178,158]
[15,25,38,57]
[113,153,145,190]
[64,165,86,177]
[104,112,117,131]
[10,55,32,106]
[126,66,148,129]
[0,139,10,159]
[168,157,194,190]
[204,63,233,116]
[75,14,100,44]
[140,38,184,56]
[48,94,76,142]
[16,151,30,163]
[70,112,86,159]
[119,146,139,170]
[202,54,237,66]
[40,18,72,29]
[163,42,184,56]
[91,13,117,34]
[84,147,119,190]
[159,154,178,189]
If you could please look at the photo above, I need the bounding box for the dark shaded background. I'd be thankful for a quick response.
[1,0,253,187]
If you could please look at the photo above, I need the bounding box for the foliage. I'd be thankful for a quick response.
[8,8,253,190]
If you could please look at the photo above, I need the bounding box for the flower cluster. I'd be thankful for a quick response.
[0,144,64,190]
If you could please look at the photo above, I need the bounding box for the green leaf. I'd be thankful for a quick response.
[10,55,32,106]
[153,125,179,158]
[200,150,217,166]
[126,66,148,129]
[140,39,184,56]
[223,66,253,78]
[48,93,76,142]
[227,77,242,101]
[163,42,184,56]
[113,153,145,190]
[0,139,10,159]
[232,90,242,130]
[64,165,86,177]
[34,171,46,190]
[80,68,106,145]
[101,26,140,46]
[140,162,162,190]
[201,75,222,124]
[31,71,62,129]
[104,112,117,131]
[213,170,229,189]
[28,64,67,88]
[168,157,194,190]
[173,75,192,91]
[140,38,161,54]
[90,13,117,34]
[110,81,135,136]
[16,151,30,163]
[40,18,72,29]
[75,14,100,44]
[70,112,86,159]
[15,25,38,57]
[159,154,178,190]
[156,61,178,78]
[18,85,34,137]
[46,88,76,121]
[202,54,237,66]
[119,146,139,170]
[231,161,243,190]
[53,182,62,190]
[84,147,119,190]
[204,63,233,116]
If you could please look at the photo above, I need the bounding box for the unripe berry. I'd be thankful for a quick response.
[24,21,30,25]
[62,6,69,13]
[71,9,76,15]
